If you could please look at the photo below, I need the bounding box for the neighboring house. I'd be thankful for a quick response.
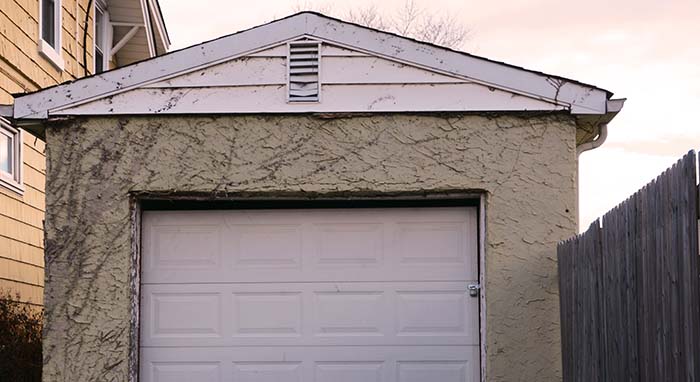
[0,0,169,306]
[11,12,623,382]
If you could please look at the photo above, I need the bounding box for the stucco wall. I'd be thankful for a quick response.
[43,113,578,381]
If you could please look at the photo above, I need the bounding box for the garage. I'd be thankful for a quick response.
[139,206,480,381]
[15,11,623,380]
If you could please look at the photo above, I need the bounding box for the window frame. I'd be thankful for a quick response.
[93,1,111,74]
[38,0,65,70]
[0,119,24,195]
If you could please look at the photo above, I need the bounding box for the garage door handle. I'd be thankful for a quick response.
[467,283,481,297]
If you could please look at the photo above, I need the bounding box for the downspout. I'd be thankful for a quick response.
[575,123,608,232]
[82,0,95,76]
[577,124,608,157]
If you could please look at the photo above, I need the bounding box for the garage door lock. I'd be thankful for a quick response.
[468,283,481,297]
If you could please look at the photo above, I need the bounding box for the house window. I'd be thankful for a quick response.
[94,5,107,73]
[41,0,56,46]
[39,0,64,70]
[0,119,23,194]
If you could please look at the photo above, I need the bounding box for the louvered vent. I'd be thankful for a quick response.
[288,41,320,102]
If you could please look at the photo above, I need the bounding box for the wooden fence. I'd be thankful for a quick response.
[558,151,700,381]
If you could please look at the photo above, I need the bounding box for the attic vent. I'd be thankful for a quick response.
[288,41,320,102]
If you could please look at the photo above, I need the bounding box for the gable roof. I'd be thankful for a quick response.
[106,0,170,66]
[12,12,621,127]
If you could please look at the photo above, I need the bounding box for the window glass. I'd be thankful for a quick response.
[95,8,104,49]
[42,0,56,47]
[95,50,104,74]
[0,122,21,192]
[0,133,11,174]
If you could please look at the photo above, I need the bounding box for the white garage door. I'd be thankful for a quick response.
[140,207,480,382]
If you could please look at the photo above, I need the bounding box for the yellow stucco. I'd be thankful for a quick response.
[43,113,578,381]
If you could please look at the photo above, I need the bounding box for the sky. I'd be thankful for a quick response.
[158,0,700,230]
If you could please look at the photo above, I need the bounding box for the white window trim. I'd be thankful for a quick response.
[38,0,65,70]
[0,119,24,195]
[94,0,111,74]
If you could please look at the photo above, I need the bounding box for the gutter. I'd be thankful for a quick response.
[576,98,626,156]
[577,124,608,156]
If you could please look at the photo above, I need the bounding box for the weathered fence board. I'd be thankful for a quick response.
[558,151,700,381]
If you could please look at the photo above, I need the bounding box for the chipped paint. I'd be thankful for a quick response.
[13,13,611,121]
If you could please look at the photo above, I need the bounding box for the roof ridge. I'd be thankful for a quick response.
[13,11,614,121]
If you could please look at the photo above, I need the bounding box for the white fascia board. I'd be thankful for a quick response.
[139,0,156,57]
[302,13,609,114]
[13,16,308,119]
[607,98,625,114]
[0,105,13,118]
[13,13,611,120]
[148,0,170,51]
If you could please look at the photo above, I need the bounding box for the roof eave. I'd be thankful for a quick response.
[12,12,616,122]
[576,98,626,145]
[150,0,170,51]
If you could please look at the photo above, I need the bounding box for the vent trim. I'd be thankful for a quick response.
[287,40,321,103]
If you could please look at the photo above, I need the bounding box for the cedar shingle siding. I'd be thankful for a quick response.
[0,0,96,304]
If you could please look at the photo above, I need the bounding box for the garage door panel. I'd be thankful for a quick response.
[149,292,223,339]
[143,223,224,271]
[315,361,384,382]
[397,360,474,382]
[141,346,480,382]
[396,291,473,337]
[142,208,477,284]
[232,224,304,269]
[141,282,478,347]
[146,361,223,382]
[314,291,387,337]
[314,222,384,266]
[396,221,469,265]
[232,292,303,337]
[233,361,303,382]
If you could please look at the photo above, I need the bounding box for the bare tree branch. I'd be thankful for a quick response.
[345,4,389,31]
[414,13,470,49]
[290,1,331,15]
[392,0,423,37]
[290,0,471,50]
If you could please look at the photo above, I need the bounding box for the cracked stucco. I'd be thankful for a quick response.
[43,113,578,381]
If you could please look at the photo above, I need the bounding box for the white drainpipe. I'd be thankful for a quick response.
[575,123,609,232]
[577,123,608,157]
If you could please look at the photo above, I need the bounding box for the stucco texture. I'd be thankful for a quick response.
[43,113,578,381]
